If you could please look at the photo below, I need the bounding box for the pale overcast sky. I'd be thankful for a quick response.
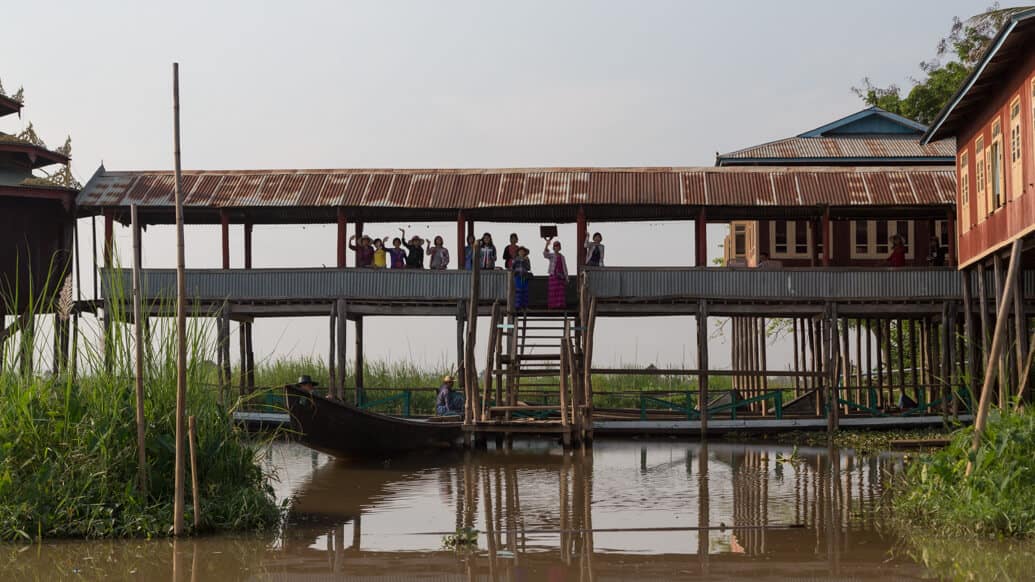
[2,0,999,374]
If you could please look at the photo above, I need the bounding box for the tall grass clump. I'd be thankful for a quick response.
[0,270,280,540]
[893,408,1035,538]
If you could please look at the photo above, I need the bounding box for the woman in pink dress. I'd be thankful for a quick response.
[543,238,568,309]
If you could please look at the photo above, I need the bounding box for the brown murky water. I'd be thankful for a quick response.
[2,440,1032,581]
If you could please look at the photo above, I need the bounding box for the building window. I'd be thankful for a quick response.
[991,120,1004,211]
[1010,96,1023,200]
[768,220,828,259]
[959,152,970,233]
[733,224,746,256]
[934,220,950,247]
[849,220,914,260]
[976,136,986,220]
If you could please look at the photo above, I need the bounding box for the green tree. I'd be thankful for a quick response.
[853,4,1032,124]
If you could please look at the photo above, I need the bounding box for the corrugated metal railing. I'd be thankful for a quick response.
[101,268,509,302]
[585,267,1035,301]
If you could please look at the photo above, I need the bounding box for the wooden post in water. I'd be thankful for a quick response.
[130,205,148,495]
[336,299,348,401]
[962,270,978,405]
[993,254,1007,405]
[909,320,919,405]
[558,322,572,448]
[464,245,481,427]
[1012,266,1027,391]
[864,319,873,408]
[327,304,337,392]
[584,297,597,444]
[188,415,200,529]
[697,300,709,435]
[481,301,501,421]
[171,62,188,537]
[976,263,991,403]
[967,240,1022,476]
[875,320,884,408]
[354,316,364,405]
[792,318,801,397]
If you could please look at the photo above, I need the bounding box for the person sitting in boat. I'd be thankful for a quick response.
[296,375,319,393]
[435,375,464,416]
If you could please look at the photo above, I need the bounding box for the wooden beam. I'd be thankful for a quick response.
[976,263,991,405]
[695,208,707,267]
[576,206,587,272]
[993,253,1007,404]
[464,246,481,426]
[481,302,501,421]
[103,209,115,268]
[336,208,347,268]
[962,269,978,404]
[456,211,466,270]
[584,297,597,442]
[336,299,348,401]
[328,304,337,393]
[243,221,253,269]
[220,210,230,269]
[821,208,831,267]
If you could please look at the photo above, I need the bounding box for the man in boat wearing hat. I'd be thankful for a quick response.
[295,375,319,393]
[435,375,464,416]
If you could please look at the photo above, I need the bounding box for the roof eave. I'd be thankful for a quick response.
[922,9,1035,143]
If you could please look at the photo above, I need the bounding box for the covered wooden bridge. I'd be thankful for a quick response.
[75,164,1023,444]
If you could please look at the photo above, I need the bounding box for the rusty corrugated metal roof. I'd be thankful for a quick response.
[77,166,955,212]
[717,135,956,162]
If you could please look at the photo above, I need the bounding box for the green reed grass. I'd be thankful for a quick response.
[892,407,1035,538]
[0,268,280,540]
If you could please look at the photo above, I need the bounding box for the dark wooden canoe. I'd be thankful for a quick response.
[284,386,463,458]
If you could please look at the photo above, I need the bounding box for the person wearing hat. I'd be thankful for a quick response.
[435,374,464,416]
[349,234,374,268]
[295,375,319,393]
[400,228,425,269]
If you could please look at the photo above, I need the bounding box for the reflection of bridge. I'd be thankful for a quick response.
[98,265,1028,442]
[272,442,918,580]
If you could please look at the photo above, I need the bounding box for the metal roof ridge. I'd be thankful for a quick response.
[92,165,955,176]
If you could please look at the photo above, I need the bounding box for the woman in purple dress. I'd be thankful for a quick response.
[543,238,568,309]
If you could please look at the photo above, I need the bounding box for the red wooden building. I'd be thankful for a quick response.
[923,7,1035,403]
[717,107,957,267]
[924,8,1035,269]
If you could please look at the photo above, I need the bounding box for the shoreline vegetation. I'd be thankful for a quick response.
[0,294,281,540]
[892,408,1035,539]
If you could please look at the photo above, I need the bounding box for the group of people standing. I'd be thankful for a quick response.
[347,229,606,310]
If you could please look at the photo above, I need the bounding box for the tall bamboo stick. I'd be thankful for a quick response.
[172,62,188,536]
[188,415,200,529]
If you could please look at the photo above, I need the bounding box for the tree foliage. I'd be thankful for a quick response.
[853,4,1032,124]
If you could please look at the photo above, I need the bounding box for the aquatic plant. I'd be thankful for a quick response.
[442,527,479,551]
[0,270,281,540]
[893,408,1035,538]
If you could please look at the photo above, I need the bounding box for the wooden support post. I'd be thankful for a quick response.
[875,320,884,409]
[909,320,919,404]
[810,317,821,415]
[946,211,956,266]
[576,206,587,272]
[895,319,905,403]
[993,253,1007,405]
[243,221,253,269]
[336,299,348,401]
[968,239,1022,477]
[821,207,830,267]
[456,212,466,270]
[336,208,347,268]
[840,316,850,414]
[130,205,148,495]
[456,301,465,374]
[481,302,501,421]
[962,269,978,405]
[865,319,873,408]
[245,321,255,391]
[584,297,597,443]
[103,209,114,268]
[216,303,228,396]
[759,317,769,399]
[854,319,862,407]
[695,208,707,267]
[354,221,364,265]
[827,304,839,434]
[1013,270,1027,393]
[238,310,247,396]
[977,263,991,403]
[792,318,801,397]
[328,304,337,392]
[697,300,709,435]
[558,326,572,448]
[220,210,230,269]
[354,316,364,405]
[464,245,482,426]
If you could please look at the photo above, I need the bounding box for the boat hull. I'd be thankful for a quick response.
[284,386,463,458]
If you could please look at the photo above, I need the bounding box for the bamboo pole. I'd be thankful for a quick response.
[993,254,1007,405]
[559,323,572,448]
[171,62,188,537]
[865,319,873,408]
[130,205,148,495]
[967,240,1022,477]
[875,320,884,408]
[759,317,769,404]
[1013,267,1027,390]
[854,320,862,407]
[840,316,850,414]
[188,415,200,529]
[697,301,709,434]
[910,320,919,404]
[354,316,364,405]
[962,270,978,404]
[1016,326,1035,407]
[792,318,801,397]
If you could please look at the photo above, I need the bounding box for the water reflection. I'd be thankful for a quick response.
[1,440,941,580]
